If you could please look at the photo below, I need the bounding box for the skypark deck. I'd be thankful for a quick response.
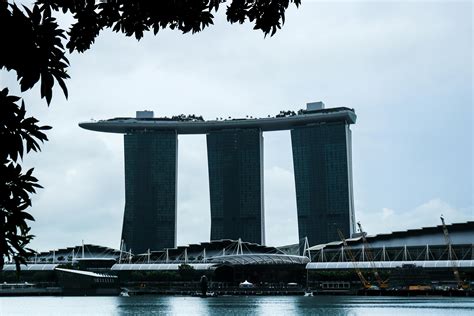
[79,107,356,134]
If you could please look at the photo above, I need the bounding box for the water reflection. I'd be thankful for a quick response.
[112,296,474,316]
[167,296,210,315]
[1,295,473,315]
[256,296,357,316]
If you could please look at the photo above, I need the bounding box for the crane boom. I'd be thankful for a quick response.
[357,222,388,289]
[440,216,465,289]
[337,229,371,289]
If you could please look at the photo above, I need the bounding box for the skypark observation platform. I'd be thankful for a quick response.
[78,107,356,134]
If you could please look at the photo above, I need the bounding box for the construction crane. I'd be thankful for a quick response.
[337,229,372,289]
[357,222,389,289]
[440,215,468,290]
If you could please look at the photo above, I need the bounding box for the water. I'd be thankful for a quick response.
[1,296,473,315]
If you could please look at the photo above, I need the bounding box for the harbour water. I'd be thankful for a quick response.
[1,296,473,315]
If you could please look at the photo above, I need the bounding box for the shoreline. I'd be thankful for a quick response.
[1,288,472,297]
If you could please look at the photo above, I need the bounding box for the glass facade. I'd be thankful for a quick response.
[207,129,265,244]
[122,131,177,254]
[291,122,355,248]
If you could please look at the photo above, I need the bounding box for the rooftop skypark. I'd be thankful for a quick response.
[79,102,356,134]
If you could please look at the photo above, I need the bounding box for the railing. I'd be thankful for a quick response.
[310,245,473,263]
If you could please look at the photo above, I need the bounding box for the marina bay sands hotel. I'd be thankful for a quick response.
[79,102,357,254]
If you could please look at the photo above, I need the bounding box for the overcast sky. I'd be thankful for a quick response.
[2,0,472,251]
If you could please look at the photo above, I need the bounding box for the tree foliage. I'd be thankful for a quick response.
[0,2,69,105]
[38,0,301,52]
[178,263,197,281]
[0,0,300,271]
[0,88,51,270]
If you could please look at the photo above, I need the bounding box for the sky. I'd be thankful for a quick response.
[1,0,473,251]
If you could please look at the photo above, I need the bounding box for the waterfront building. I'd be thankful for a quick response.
[122,131,178,253]
[7,221,472,291]
[305,221,474,291]
[207,129,264,244]
[291,102,356,246]
[79,105,357,251]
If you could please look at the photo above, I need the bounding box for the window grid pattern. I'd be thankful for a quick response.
[122,131,177,253]
[207,129,264,244]
[291,122,354,246]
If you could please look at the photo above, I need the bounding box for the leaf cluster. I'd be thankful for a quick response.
[1,0,300,103]
[178,263,197,280]
[0,3,69,105]
[36,0,300,53]
[227,0,300,36]
[0,88,51,271]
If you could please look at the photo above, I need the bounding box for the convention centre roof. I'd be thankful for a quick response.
[308,221,474,251]
[306,260,474,270]
[122,240,309,267]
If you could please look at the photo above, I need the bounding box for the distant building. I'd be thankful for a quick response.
[306,221,474,288]
[3,222,472,293]
[207,129,264,244]
[292,102,356,247]
[6,240,309,287]
[122,131,178,253]
[79,103,357,251]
